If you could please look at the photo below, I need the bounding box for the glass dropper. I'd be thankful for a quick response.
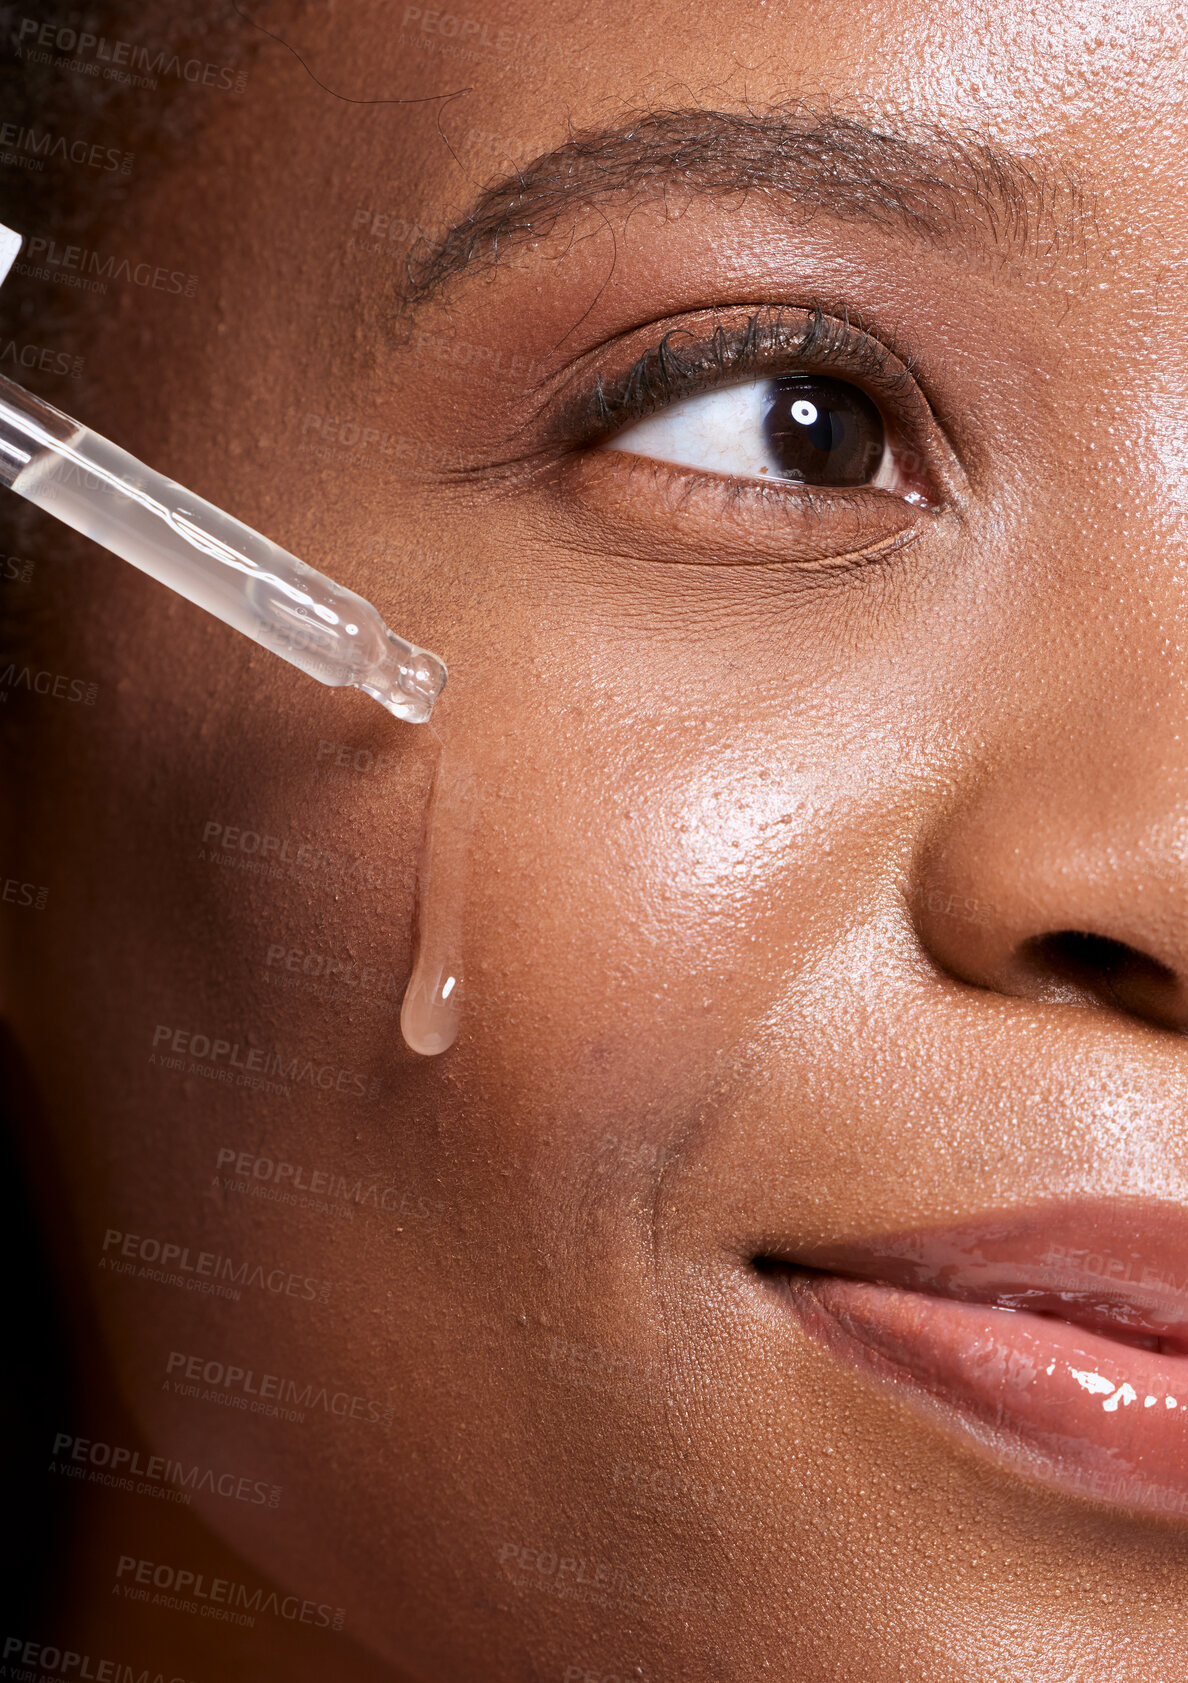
[0,372,446,724]
[0,218,445,725]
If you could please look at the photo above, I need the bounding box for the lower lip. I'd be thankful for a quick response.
[772,1269,1188,1520]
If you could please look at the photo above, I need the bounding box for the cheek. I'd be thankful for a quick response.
[435,575,920,1190]
[447,699,803,1144]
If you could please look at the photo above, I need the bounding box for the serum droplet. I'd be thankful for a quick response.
[401,744,478,1056]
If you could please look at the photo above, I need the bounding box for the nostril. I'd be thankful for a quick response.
[1021,930,1184,1032]
[1025,929,1174,986]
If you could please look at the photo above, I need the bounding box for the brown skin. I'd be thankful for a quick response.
[5,1,1188,1677]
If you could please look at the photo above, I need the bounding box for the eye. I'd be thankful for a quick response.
[602,373,924,501]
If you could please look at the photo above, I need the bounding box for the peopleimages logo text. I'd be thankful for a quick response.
[100,1227,332,1303]
[20,236,197,295]
[50,1431,281,1508]
[17,19,247,91]
[114,1555,344,1628]
[0,124,133,172]
[163,1350,394,1426]
[2,1635,197,1682]
[150,1024,377,1099]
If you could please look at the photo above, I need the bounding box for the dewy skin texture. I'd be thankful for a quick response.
[12,0,1188,1678]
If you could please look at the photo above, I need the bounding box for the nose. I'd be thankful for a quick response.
[909,758,1188,1038]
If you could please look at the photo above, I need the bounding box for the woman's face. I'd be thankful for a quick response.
[10,0,1188,1676]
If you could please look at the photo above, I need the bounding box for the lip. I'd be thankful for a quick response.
[761,1200,1188,1520]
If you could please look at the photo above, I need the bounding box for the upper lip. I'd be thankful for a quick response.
[757,1197,1188,1354]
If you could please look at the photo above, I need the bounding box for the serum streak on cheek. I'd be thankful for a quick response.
[401,734,480,1056]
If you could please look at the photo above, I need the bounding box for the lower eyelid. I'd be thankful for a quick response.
[558,445,930,571]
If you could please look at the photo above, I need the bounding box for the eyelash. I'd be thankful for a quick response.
[588,303,911,428]
[563,302,937,514]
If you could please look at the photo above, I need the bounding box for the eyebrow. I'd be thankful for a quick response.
[404,105,1088,306]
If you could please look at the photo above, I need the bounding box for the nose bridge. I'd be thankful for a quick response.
[986,369,1188,746]
[1034,257,1188,611]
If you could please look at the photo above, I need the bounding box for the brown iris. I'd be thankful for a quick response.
[762,375,886,485]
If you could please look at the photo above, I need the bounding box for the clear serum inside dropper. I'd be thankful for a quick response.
[0,214,443,724]
[0,368,446,725]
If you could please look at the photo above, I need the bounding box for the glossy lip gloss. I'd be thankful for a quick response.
[762,1200,1188,1520]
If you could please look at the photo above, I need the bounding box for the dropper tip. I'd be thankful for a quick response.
[360,633,447,725]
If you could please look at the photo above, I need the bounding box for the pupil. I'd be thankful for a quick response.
[762,376,885,486]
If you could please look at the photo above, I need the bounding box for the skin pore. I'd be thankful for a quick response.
[4,0,1188,1678]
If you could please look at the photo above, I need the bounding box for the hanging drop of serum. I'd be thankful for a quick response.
[400,743,479,1056]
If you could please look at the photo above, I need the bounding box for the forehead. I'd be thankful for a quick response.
[382,0,1188,285]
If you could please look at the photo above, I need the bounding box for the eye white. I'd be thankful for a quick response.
[600,375,901,491]
[602,378,775,478]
